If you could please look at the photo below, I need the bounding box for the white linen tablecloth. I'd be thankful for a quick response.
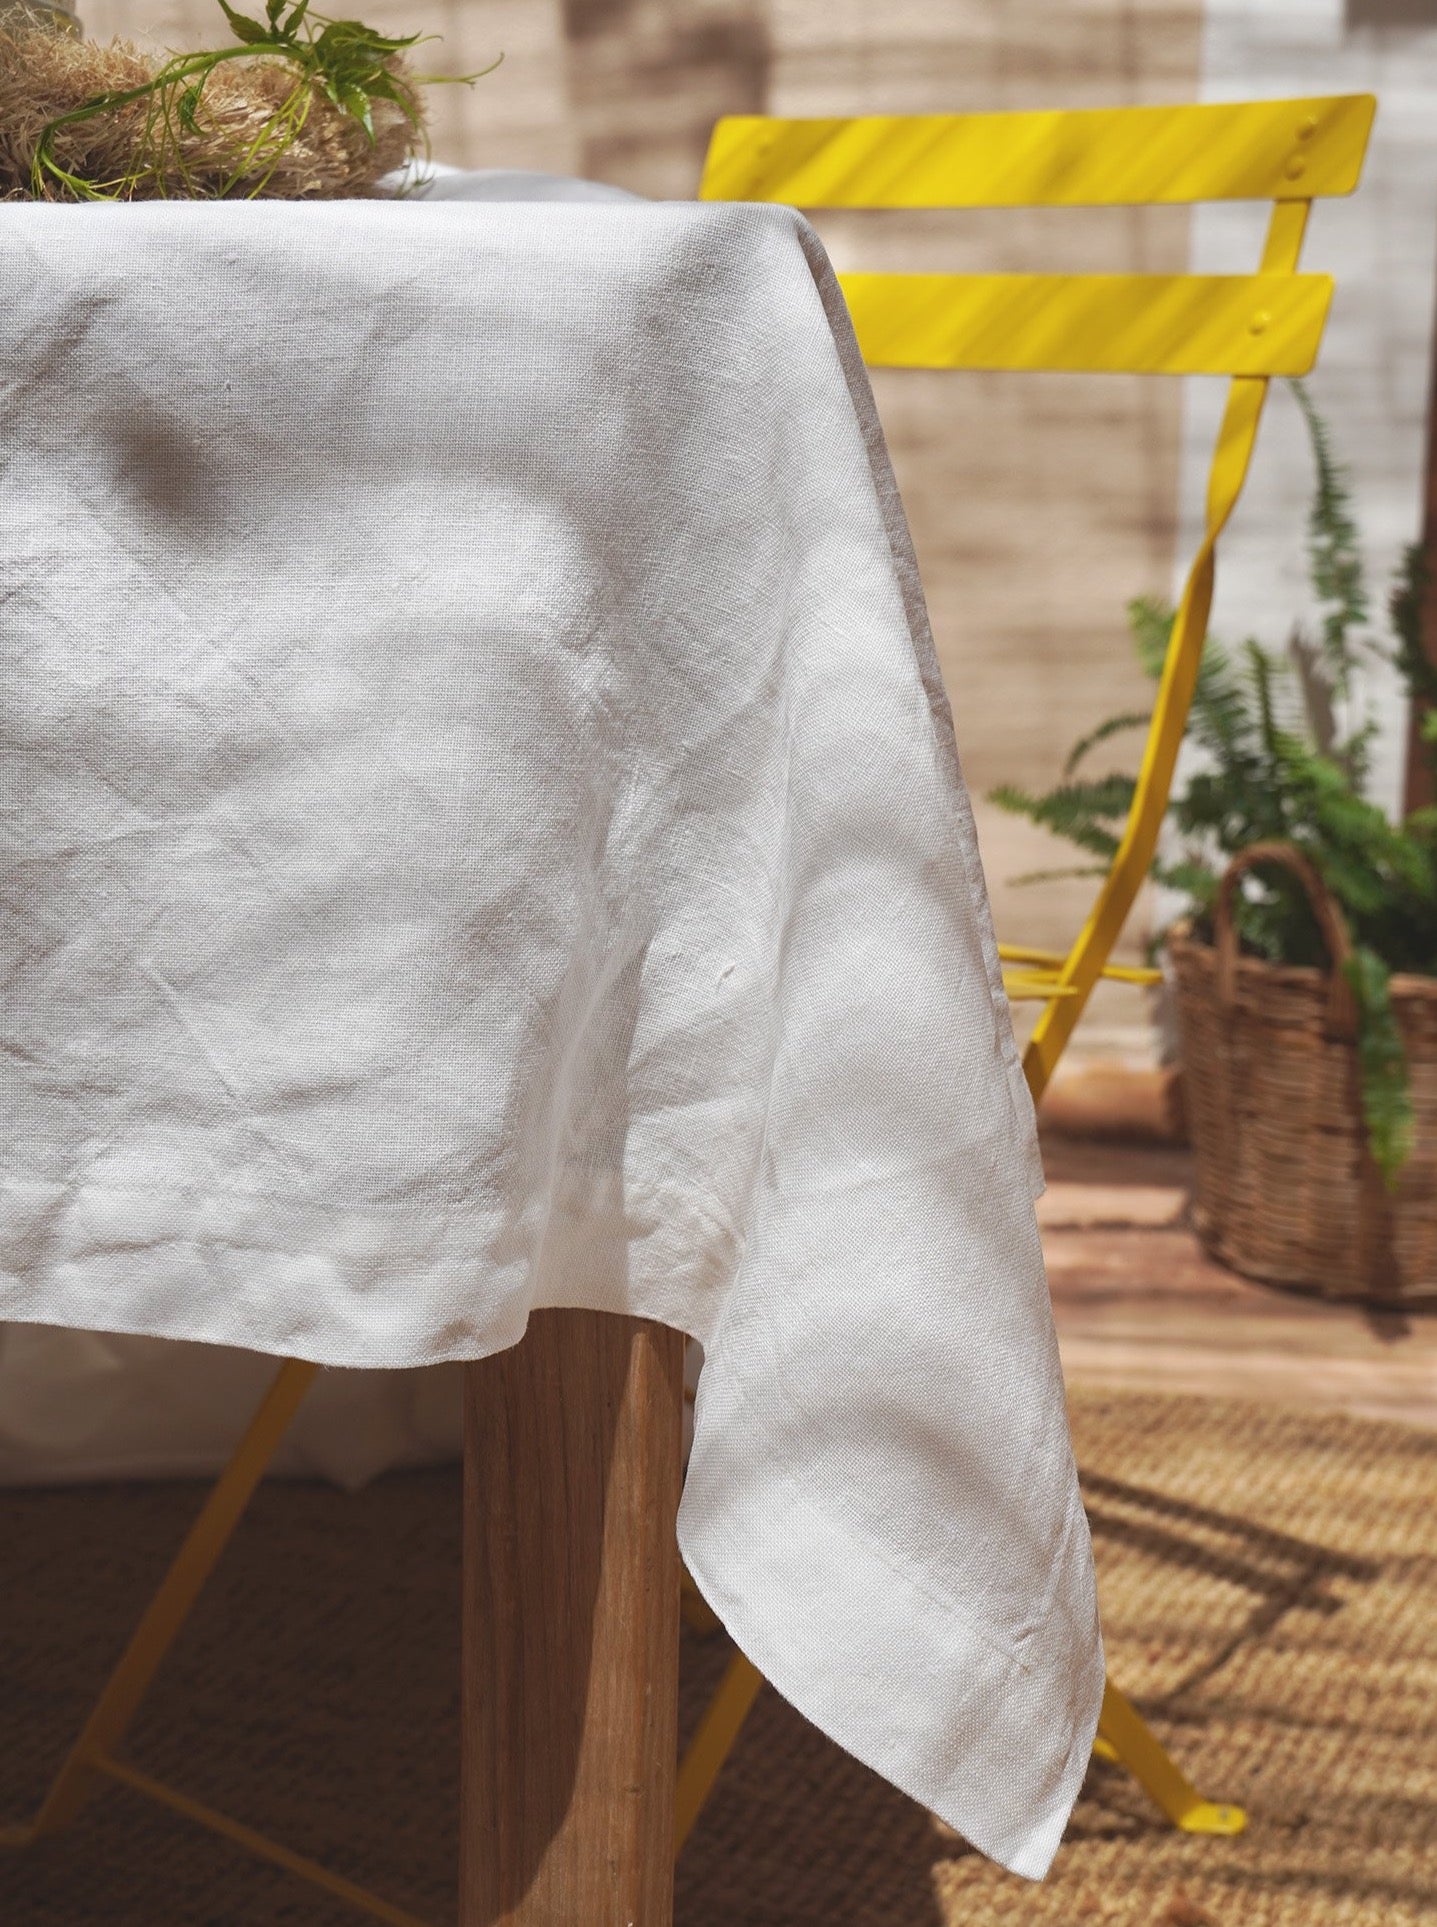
[0,189,1102,1877]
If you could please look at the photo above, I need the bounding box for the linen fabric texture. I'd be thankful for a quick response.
[0,190,1102,1877]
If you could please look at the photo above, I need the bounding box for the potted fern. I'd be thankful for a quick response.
[993,384,1437,1306]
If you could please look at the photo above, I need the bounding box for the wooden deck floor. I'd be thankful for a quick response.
[1040,1135,1437,1433]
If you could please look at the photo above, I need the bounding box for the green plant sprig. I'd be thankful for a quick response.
[30,0,493,201]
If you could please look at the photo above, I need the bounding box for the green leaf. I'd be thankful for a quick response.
[314,17,419,58]
[178,80,206,132]
[218,0,272,45]
[338,81,375,137]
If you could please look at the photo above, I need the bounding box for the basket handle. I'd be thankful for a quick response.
[1213,840,1358,1043]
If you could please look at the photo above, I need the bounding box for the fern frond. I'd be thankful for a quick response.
[1289,378,1369,693]
[1344,945,1414,1188]
[1009,865,1115,886]
[1127,595,1175,679]
[1317,844,1398,921]
[1390,543,1437,804]
[1063,710,1152,776]
[1171,768,1281,843]
[1191,639,1261,767]
[1245,640,1284,763]
[990,775,1132,861]
[1390,543,1435,701]
[1124,596,1263,771]
[1151,856,1218,903]
[1288,625,1337,756]
[995,391,1432,1182]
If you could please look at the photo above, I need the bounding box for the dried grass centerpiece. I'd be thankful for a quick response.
[0,0,486,201]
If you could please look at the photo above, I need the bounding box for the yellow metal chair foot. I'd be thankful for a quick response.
[1176,1800,1247,1836]
[1089,1732,1246,1834]
[1097,1678,1246,1837]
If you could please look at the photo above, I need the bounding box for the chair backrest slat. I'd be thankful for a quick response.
[700,98,1375,209]
[839,271,1332,375]
[698,98,1375,1104]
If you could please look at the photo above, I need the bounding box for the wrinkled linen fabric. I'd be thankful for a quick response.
[0,174,626,1497]
[0,190,1102,1877]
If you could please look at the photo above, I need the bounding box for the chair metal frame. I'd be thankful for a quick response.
[676,92,1377,1852]
[3,92,1374,1921]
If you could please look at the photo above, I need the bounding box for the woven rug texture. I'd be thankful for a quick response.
[2,1389,1435,1925]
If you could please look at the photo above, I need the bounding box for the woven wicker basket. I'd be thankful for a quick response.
[1167,840,1437,1308]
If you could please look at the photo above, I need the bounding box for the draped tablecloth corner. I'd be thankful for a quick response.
[0,183,1099,1875]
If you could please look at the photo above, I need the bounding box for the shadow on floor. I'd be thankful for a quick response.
[0,1468,954,1926]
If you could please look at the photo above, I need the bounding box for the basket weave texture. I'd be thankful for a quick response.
[1168,841,1437,1307]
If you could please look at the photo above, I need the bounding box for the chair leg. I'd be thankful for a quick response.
[1096,1678,1245,1834]
[673,1660,1245,1855]
[673,1648,764,1855]
[0,1355,319,1845]
[680,1561,724,1638]
[3,1359,1247,1874]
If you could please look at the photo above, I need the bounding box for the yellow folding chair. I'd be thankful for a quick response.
[674,93,1377,1853]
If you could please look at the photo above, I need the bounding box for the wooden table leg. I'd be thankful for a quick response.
[460,1310,685,1926]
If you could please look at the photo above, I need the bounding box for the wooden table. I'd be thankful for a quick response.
[461,1311,686,1925]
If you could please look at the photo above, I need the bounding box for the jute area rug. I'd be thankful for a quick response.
[2,1389,1434,1925]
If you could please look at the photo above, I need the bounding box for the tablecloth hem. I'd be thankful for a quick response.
[677,1416,1104,1880]
[0,1288,529,1373]
[0,1176,514,1367]
[0,1173,716,1367]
